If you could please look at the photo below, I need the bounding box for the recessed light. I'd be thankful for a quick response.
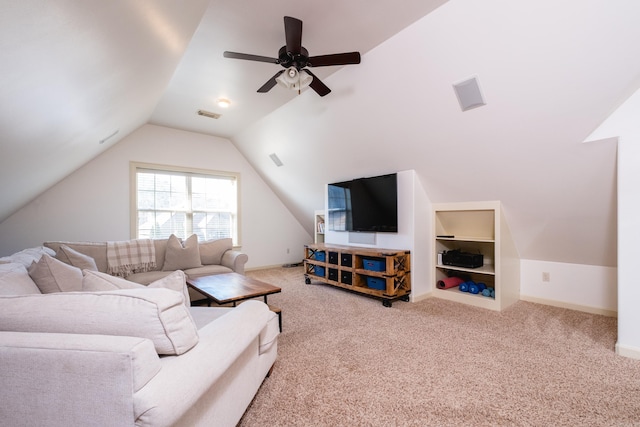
[217,98,231,108]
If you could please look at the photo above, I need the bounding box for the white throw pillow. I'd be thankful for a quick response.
[27,254,83,293]
[0,246,56,268]
[162,234,202,271]
[0,263,42,295]
[83,270,190,307]
[0,288,199,355]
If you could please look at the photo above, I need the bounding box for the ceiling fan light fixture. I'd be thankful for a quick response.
[217,98,231,108]
[276,67,312,92]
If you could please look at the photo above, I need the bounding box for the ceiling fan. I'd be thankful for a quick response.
[223,16,361,97]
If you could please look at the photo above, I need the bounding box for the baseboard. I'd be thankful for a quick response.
[520,295,617,317]
[411,292,432,303]
[245,263,303,272]
[615,342,640,360]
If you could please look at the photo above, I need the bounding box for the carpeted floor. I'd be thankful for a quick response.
[238,266,640,426]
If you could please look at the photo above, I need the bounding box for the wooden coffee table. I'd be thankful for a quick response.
[187,272,282,330]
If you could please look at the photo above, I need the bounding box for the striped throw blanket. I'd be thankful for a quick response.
[106,239,156,277]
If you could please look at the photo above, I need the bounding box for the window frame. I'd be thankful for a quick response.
[130,162,241,246]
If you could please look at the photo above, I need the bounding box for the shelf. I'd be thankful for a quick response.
[432,201,519,311]
[436,236,495,243]
[436,264,495,276]
[314,210,325,244]
[304,243,411,307]
[433,287,498,310]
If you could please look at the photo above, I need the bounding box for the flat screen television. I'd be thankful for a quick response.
[327,173,398,233]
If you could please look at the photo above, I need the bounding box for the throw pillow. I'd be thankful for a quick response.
[27,254,83,293]
[82,270,190,308]
[58,244,98,271]
[0,263,42,295]
[0,288,199,355]
[0,246,56,268]
[199,238,232,265]
[162,234,202,271]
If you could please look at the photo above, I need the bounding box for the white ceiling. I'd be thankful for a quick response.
[149,0,449,138]
[2,0,639,267]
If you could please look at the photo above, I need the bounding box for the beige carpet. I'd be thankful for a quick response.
[238,267,640,426]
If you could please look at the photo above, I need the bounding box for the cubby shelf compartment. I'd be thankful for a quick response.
[314,210,325,244]
[304,243,411,307]
[432,201,520,311]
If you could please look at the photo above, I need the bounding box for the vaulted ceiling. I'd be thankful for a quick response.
[0,0,445,222]
[2,0,639,267]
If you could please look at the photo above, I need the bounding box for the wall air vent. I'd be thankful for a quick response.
[269,153,283,167]
[197,109,221,119]
[453,76,486,112]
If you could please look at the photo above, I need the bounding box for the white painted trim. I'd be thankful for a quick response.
[411,292,432,303]
[615,342,640,360]
[520,295,617,317]
[245,264,299,272]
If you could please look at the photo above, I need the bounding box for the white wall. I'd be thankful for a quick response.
[617,135,640,358]
[584,88,640,359]
[0,124,311,269]
[520,259,617,315]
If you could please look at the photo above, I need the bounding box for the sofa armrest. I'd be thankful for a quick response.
[220,250,248,274]
[0,331,160,427]
[134,300,271,426]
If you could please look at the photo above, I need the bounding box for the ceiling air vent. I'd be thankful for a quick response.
[197,109,221,119]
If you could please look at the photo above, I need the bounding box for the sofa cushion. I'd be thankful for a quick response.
[163,234,202,271]
[58,244,98,271]
[188,306,231,329]
[83,270,190,308]
[125,270,174,285]
[0,288,199,355]
[0,263,42,295]
[0,331,161,393]
[28,254,83,293]
[199,238,232,265]
[183,264,233,280]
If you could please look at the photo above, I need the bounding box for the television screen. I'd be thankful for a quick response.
[327,173,397,233]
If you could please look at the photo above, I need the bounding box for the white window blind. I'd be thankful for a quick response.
[134,165,239,244]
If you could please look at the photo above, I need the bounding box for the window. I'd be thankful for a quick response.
[132,163,239,245]
[327,184,351,231]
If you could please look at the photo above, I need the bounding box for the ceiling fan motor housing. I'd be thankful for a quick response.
[278,46,309,70]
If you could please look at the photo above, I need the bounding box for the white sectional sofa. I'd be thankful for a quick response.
[0,247,279,426]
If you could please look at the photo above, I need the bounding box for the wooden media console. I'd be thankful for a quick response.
[303,243,411,307]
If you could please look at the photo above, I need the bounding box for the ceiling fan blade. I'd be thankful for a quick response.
[284,16,302,55]
[308,52,361,67]
[257,70,286,93]
[304,69,331,97]
[223,51,279,64]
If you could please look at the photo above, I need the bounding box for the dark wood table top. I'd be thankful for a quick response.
[186,272,281,305]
